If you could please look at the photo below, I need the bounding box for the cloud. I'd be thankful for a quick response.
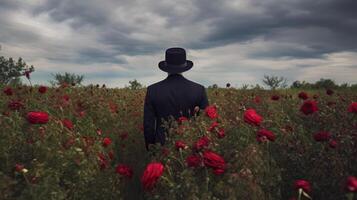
[0,0,356,88]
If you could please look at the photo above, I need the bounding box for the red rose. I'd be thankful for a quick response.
[177,116,188,124]
[313,131,331,142]
[256,129,276,142]
[326,89,334,96]
[329,140,338,148]
[102,137,112,147]
[115,164,133,179]
[348,102,357,113]
[8,100,24,111]
[205,105,218,119]
[61,118,74,130]
[244,108,263,126]
[141,162,164,191]
[15,164,24,172]
[97,153,109,170]
[27,111,49,124]
[271,95,280,101]
[186,155,202,168]
[300,100,318,115]
[38,86,47,94]
[254,96,261,104]
[216,128,225,138]
[298,92,308,100]
[213,168,225,175]
[108,150,115,160]
[3,87,13,96]
[294,179,311,193]
[194,136,210,150]
[203,150,226,174]
[346,176,357,192]
[208,121,219,132]
[175,140,187,150]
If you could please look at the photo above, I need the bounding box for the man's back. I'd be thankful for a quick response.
[143,73,209,147]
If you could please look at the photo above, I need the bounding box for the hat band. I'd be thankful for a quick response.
[165,61,187,67]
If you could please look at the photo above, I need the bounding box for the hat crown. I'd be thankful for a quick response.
[165,47,186,66]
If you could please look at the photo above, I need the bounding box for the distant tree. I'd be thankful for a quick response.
[126,79,143,90]
[314,78,337,89]
[0,56,35,85]
[208,84,218,89]
[262,75,288,89]
[339,83,349,89]
[241,84,249,90]
[49,72,84,86]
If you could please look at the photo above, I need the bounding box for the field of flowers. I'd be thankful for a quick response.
[0,83,356,200]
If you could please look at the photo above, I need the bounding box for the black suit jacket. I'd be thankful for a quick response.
[143,73,209,148]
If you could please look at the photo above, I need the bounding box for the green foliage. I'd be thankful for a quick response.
[125,79,143,90]
[208,84,218,89]
[0,56,34,85]
[48,72,84,86]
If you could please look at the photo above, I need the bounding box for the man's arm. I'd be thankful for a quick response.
[143,86,156,150]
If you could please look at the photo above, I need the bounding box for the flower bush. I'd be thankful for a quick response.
[0,84,356,199]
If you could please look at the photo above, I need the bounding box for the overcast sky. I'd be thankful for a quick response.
[1,0,356,88]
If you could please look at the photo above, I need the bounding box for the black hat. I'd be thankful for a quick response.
[158,47,193,73]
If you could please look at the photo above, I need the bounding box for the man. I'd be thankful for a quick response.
[143,47,209,150]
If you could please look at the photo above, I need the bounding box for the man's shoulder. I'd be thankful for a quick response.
[147,77,205,90]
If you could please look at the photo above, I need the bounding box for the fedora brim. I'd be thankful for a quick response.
[158,60,193,73]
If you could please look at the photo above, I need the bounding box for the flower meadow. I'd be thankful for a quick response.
[0,84,356,200]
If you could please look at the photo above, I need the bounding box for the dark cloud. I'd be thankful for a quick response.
[1,0,357,87]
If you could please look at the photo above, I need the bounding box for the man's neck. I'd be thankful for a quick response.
[168,73,182,76]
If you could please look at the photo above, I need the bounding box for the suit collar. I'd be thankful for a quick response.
[167,73,184,79]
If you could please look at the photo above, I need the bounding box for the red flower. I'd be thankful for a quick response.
[38,86,47,94]
[271,95,280,101]
[186,155,202,168]
[120,132,128,140]
[205,105,218,119]
[213,168,225,175]
[216,128,225,138]
[61,118,74,130]
[3,87,13,96]
[313,131,331,142]
[329,140,338,148]
[346,176,357,192]
[8,100,24,111]
[15,164,24,172]
[27,111,49,124]
[348,102,357,113]
[97,153,109,170]
[115,164,133,179]
[326,89,334,96]
[175,140,187,150]
[102,137,112,147]
[254,96,261,104]
[108,150,115,160]
[244,108,263,126]
[294,179,311,193]
[203,150,226,174]
[300,100,318,115]
[298,92,308,100]
[178,116,188,124]
[194,136,210,150]
[141,162,164,191]
[256,129,276,142]
[208,121,219,132]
